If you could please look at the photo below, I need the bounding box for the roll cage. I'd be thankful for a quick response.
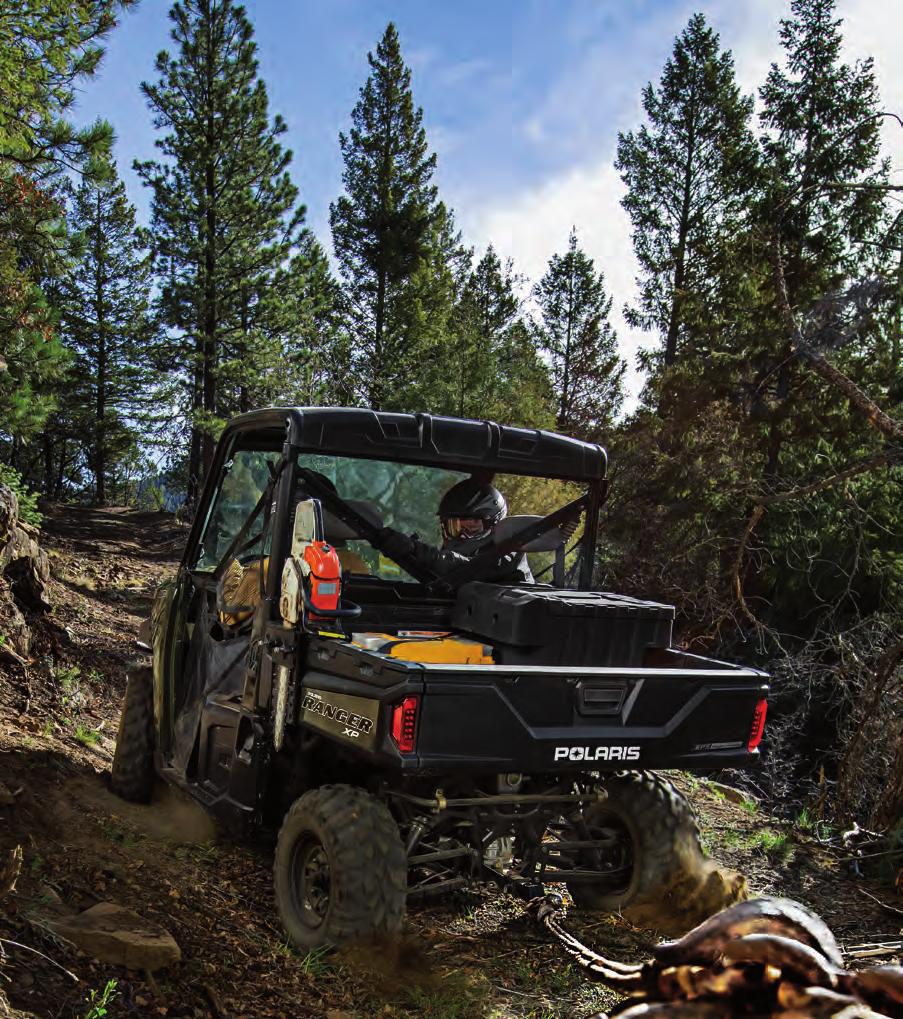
[182,408,610,616]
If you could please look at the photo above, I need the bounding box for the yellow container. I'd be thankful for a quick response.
[352,632,493,665]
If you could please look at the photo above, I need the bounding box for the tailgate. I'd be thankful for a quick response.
[414,650,768,772]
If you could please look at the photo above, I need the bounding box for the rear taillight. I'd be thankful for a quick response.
[391,696,419,754]
[747,698,768,752]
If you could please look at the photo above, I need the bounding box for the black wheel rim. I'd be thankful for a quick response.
[290,834,332,929]
[581,811,635,896]
[543,809,636,896]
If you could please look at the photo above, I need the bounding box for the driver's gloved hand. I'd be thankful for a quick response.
[373,527,414,561]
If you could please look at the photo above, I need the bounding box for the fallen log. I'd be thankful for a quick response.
[532,894,903,1017]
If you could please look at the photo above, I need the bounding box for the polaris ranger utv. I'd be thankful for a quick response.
[111,408,769,948]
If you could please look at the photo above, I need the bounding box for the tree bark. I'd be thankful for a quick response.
[663,75,698,368]
[371,268,385,411]
[201,10,218,484]
[94,189,107,505]
[559,256,574,431]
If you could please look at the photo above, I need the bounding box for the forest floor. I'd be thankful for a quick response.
[0,507,901,1019]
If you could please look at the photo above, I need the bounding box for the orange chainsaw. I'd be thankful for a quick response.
[279,498,361,632]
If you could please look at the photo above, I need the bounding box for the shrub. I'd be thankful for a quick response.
[0,462,42,527]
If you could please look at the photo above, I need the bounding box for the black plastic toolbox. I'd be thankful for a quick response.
[452,583,675,667]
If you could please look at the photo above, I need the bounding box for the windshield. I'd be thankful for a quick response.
[297,453,584,583]
[297,453,465,581]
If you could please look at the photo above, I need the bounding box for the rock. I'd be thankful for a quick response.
[36,883,65,910]
[0,484,53,660]
[0,485,17,545]
[0,578,30,657]
[710,781,758,806]
[4,552,51,612]
[47,902,181,971]
[0,781,16,805]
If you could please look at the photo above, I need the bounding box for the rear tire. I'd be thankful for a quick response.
[274,784,407,949]
[568,770,703,914]
[110,665,156,803]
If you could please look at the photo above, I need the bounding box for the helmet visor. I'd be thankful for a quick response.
[441,516,491,542]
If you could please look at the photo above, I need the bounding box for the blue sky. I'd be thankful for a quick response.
[73,0,903,405]
[75,0,696,235]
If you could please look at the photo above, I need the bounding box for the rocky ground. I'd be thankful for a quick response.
[0,506,900,1019]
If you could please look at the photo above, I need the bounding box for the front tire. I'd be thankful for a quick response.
[274,785,407,949]
[569,771,704,915]
[110,665,156,803]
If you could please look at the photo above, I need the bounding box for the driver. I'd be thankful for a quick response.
[372,478,534,584]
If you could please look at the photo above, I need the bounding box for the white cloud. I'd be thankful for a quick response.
[460,0,903,415]
[842,0,903,175]
[435,57,493,88]
[459,161,645,404]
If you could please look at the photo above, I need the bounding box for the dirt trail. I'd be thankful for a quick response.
[0,507,900,1019]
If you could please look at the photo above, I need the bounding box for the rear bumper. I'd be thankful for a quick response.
[412,670,768,773]
[300,641,769,775]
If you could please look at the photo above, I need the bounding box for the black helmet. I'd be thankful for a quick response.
[438,479,506,542]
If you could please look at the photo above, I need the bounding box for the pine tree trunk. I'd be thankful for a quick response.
[663,74,698,369]
[94,190,107,506]
[664,252,686,368]
[371,268,386,410]
[559,262,574,431]
[187,353,203,509]
[239,287,250,413]
[55,441,67,501]
[201,139,217,480]
[893,244,902,379]
[763,85,818,480]
[875,722,903,828]
[42,432,54,498]
[664,145,695,366]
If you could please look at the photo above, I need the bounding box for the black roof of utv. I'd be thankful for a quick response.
[224,407,608,482]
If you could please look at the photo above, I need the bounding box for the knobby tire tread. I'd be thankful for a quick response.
[110,665,155,803]
[274,784,407,948]
[571,770,703,912]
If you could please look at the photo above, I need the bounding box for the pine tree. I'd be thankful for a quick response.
[607,0,899,649]
[0,2,129,468]
[534,229,625,439]
[753,0,888,478]
[56,172,153,503]
[760,0,886,305]
[434,246,553,427]
[447,246,518,420]
[257,234,348,408]
[616,13,757,368]
[330,22,452,410]
[136,0,311,503]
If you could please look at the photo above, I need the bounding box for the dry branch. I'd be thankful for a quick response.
[837,637,903,820]
[770,231,903,444]
[753,450,903,505]
[732,504,766,630]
